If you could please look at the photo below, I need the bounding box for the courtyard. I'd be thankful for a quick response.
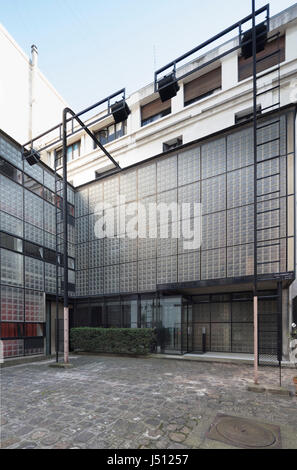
[1,355,297,449]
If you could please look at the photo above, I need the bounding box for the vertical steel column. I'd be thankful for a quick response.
[277,281,283,387]
[252,0,259,384]
[55,155,59,363]
[63,109,69,364]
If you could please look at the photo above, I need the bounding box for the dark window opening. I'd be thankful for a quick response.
[24,241,43,259]
[24,174,43,197]
[44,248,57,264]
[141,98,171,127]
[163,137,183,152]
[0,232,23,253]
[0,157,22,184]
[94,121,126,148]
[55,140,81,167]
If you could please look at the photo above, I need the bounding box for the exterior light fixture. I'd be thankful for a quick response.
[157,72,180,102]
[111,99,131,124]
[22,148,41,166]
[240,22,267,59]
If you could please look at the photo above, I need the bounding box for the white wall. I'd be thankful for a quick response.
[0,23,67,145]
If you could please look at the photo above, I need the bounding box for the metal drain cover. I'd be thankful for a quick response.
[206,414,281,449]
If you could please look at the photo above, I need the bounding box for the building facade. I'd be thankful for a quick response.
[0,23,67,146]
[0,4,297,361]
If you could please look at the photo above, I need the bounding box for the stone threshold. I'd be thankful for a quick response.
[149,352,295,368]
[247,383,296,397]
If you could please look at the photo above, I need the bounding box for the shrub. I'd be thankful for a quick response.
[70,327,156,356]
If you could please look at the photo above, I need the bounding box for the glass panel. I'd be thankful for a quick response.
[0,157,22,183]
[25,290,45,322]
[140,298,154,328]
[24,323,44,337]
[158,297,182,353]
[0,174,23,219]
[0,286,24,321]
[210,323,231,352]
[1,322,23,338]
[0,248,23,287]
[24,174,43,197]
[232,323,253,353]
[73,303,89,327]
[25,257,44,291]
[89,302,104,327]
[178,147,200,185]
[2,339,24,357]
[211,302,231,322]
[106,300,121,327]
[120,262,137,293]
[157,155,177,192]
[0,233,23,252]
[0,211,23,238]
[0,135,23,169]
[201,137,226,179]
[122,299,138,328]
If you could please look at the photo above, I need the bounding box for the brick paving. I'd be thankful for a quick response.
[1,355,296,449]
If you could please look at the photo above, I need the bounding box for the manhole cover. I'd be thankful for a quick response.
[206,414,281,449]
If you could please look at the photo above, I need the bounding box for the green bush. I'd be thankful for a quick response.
[70,327,156,355]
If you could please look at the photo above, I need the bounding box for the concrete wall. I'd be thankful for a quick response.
[0,23,67,145]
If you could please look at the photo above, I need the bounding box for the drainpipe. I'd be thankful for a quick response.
[29,44,38,142]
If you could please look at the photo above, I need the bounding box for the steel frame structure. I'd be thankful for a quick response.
[154,4,270,92]
[23,90,126,363]
[18,3,291,373]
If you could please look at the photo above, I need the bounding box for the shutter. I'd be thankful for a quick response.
[238,35,285,81]
[184,67,222,104]
[141,98,171,121]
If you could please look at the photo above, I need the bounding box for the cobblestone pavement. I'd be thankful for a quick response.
[1,355,297,449]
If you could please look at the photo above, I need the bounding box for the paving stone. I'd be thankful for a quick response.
[76,430,94,443]
[0,437,19,449]
[1,355,297,449]
[30,430,48,440]
[17,441,37,449]
[40,434,61,446]
[167,423,178,432]
[169,432,186,443]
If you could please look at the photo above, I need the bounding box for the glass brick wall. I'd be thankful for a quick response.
[75,111,294,297]
[0,131,75,358]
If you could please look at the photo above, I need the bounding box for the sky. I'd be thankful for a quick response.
[1,0,296,110]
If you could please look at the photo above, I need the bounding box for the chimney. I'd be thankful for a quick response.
[29,44,38,141]
[31,44,38,67]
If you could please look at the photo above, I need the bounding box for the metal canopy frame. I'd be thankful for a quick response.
[22,90,127,363]
[154,4,270,92]
[22,88,126,161]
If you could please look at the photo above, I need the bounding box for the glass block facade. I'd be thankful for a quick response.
[73,110,295,356]
[0,108,295,357]
[0,131,75,358]
[76,111,294,296]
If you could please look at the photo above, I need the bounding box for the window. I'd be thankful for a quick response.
[141,98,171,127]
[238,35,285,81]
[0,157,22,184]
[24,174,43,198]
[184,66,222,106]
[24,241,43,260]
[55,140,81,167]
[0,232,23,253]
[94,121,126,148]
[163,137,183,152]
